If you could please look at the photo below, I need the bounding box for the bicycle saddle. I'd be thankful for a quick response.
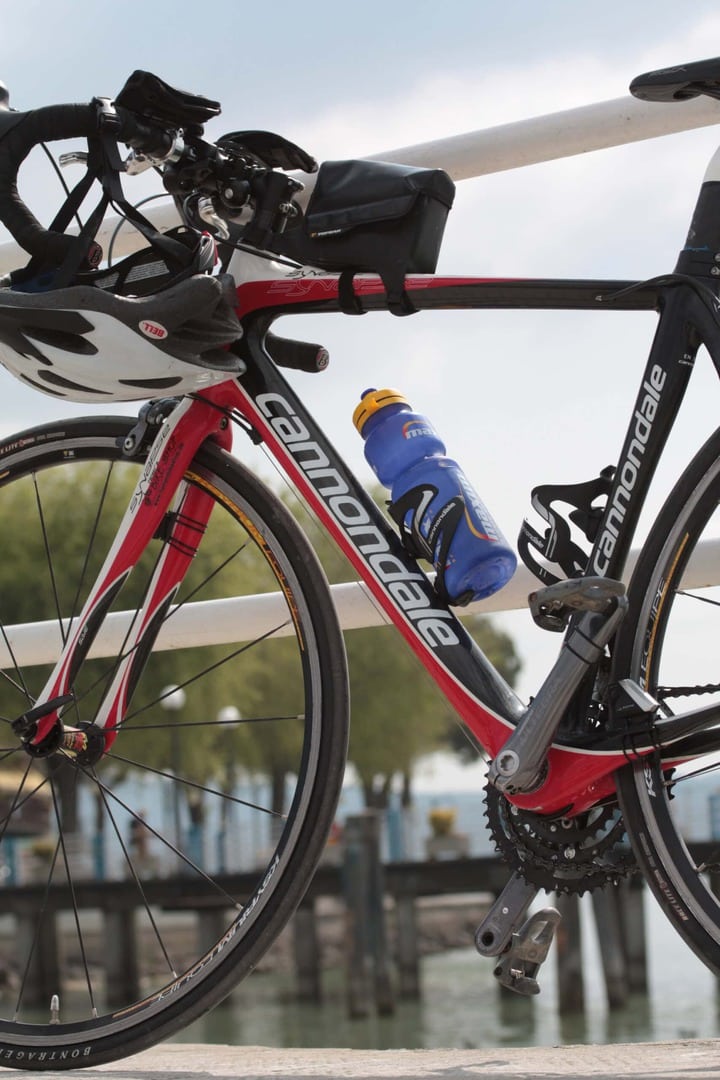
[630,56,720,102]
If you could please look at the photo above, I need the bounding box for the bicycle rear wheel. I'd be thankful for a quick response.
[615,423,720,971]
[0,414,348,1069]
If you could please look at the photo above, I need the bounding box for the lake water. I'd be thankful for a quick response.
[79,766,720,1048]
[168,890,720,1050]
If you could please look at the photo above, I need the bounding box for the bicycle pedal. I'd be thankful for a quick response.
[492,907,561,996]
[529,575,625,631]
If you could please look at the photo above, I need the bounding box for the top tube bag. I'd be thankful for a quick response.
[270,159,456,315]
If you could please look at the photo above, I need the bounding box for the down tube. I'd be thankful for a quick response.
[233,351,524,755]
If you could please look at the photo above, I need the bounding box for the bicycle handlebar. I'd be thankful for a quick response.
[0,103,98,263]
[0,99,178,265]
[0,80,304,274]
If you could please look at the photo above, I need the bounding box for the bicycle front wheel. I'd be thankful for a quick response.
[616,423,720,972]
[0,414,348,1069]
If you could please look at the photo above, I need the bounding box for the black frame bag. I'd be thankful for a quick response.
[271,159,456,315]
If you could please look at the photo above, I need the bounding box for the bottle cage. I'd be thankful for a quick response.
[389,484,470,605]
[518,469,614,586]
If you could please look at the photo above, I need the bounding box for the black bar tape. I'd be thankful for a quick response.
[0,103,97,263]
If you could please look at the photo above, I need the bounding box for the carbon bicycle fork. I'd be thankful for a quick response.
[13,393,233,753]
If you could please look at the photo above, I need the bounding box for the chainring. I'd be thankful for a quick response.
[484,782,636,894]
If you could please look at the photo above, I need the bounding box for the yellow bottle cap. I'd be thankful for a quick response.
[352,388,409,434]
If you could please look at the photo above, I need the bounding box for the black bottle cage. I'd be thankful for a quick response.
[518,471,614,586]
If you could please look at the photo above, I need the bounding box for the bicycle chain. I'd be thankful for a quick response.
[484,782,636,895]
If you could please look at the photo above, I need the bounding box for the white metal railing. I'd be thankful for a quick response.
[0,92,719,271]
[1,538,718,667]
[0,91,718,662]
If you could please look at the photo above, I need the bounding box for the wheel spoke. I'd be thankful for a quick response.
[86,765,178,978]
[0,418,347,1062]
[106,712,301,733]
[82,764,245,907]
[12,835,62,1021]
[104,749,285,818]
[65,462,117,638]
[32,473,67,647]
[122,624,293,724]
[48,762,99,1018]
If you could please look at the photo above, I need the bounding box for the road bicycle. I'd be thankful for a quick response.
[0,57,715,1068]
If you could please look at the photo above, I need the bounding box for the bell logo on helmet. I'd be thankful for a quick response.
[139,320,169,340]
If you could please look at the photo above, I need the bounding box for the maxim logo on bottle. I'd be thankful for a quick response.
[402,420,435,439]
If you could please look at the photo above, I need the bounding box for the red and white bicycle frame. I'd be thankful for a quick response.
[28,266,700,817]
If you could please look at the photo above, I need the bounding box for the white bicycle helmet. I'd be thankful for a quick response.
[0,268,243,403]
[0,84,244,402]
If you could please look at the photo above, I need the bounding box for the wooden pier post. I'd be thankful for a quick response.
[104,907,140,1006]
[343,814,373,1017]
[591,885,628,1009]
[293,897,322,1003]
[555,893,585,1013]
[619,876,648,994]
[394,891,421,999]
[15,908,60,1009]
[342,812,395,1017]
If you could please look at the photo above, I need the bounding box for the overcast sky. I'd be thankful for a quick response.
[3,2,720,703]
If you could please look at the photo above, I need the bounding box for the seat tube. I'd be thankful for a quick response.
[586,285,698,582]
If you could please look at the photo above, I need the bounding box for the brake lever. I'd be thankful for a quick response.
[196,196,230,240]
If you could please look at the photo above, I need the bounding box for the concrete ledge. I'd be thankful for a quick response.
[14,1039,719,1078]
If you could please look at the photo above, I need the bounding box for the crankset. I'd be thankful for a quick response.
[473,786,636,997]
[484,782,636,895]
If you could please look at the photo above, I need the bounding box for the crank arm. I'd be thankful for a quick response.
[487,591,628,794]
[474,871,539,957]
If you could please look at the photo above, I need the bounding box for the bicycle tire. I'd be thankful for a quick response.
[615,423,720,972]
[0,414,348,1069]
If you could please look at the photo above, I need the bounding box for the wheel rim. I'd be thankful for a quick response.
[624,451,720,953]
[0,421,337,1047]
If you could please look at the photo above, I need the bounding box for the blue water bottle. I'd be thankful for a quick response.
[353,388,516,604]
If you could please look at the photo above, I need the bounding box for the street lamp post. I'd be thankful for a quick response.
[216,706,240,873]
[161,685,186,873]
